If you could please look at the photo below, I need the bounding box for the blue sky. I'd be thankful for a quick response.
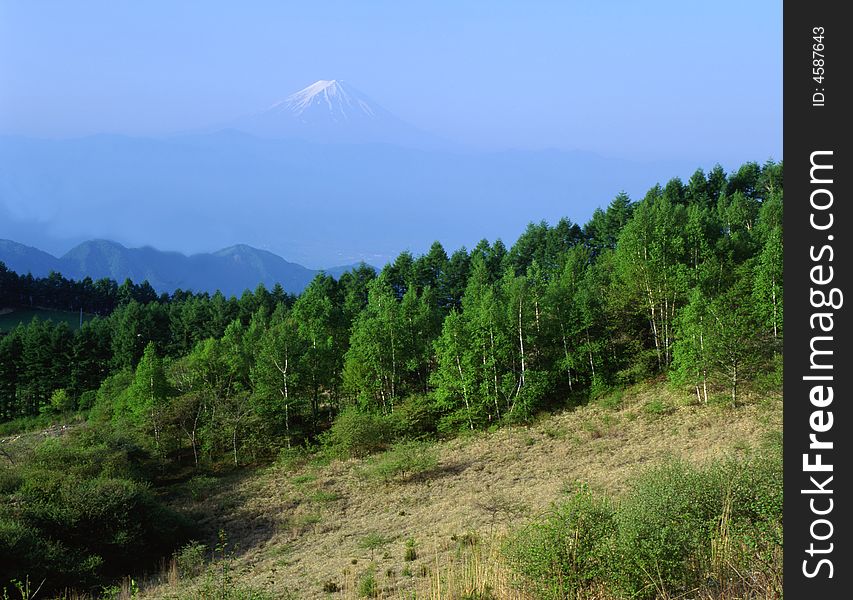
[0,0,780,164]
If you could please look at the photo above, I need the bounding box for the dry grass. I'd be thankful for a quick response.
[139,381,782,599]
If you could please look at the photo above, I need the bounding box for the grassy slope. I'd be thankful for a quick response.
[141,381,782,600]
[0,307,93,332]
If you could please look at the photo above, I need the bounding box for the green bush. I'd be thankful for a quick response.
[506,370,553,423]
[275,445,310,472]
[320,407,393,459]
[437,408,478,436]
[0,467,22,495]
[77,389,98,411]
[752,353,783,393]
[504,485,616,600]
[715,454,783,572]
[175,540,207,578]
[164,575,276,600]
[45,388,74,414]
[614,461,717,596]
[358,567,379,598]
[387,394,439,440]
[643,398,673,416]
[613,456,782,599]
[360,441,438,483]
[0,428,191,595]
[0,413,58,436]
[359,533,390,558]
[404,537,418,562]
[504,455,783,600]
[185,474,218,501]
[87,369,134,424]
[594,388,623,410]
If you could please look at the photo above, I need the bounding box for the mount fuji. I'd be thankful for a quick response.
[0,79,700,269]
[228,79,443,148]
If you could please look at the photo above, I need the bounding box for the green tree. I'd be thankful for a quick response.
[338,263,377,323]
[292,274,346,421]
[19,320,72,416]
[441,247,471,311]
[672,290,712,404]
[753,226,783,348]
[412,241,449,295]
[451,255,510,422]
[165,355,206,466]
[544,245,589,391]
[398,285,443,396]
[706,279,763,407]
[125,342,170,452]
[344,277,402,413]
[584,192,633,254]
[110,300,150,370]
[251,308,307,447]
[0,328,23,420]
[185,338,229,461]
[615,193,689,370]
[69,317,112,400]
[48,388,74,414]
[431,310,476,430]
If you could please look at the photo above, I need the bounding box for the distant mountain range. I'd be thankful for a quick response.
[0,79,700,268]
[0,238,370,297]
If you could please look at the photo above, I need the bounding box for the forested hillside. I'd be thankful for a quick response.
[0,160,783,598]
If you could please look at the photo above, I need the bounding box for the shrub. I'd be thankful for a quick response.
[0,467,22,495]
[503,485,616,600]
[290,473,317,486]
[614,461,715,596]
[506,370,553,423]
[613,455,782,599]
[437,409,478,436]
[275,445,309,472]
[387,394,439,439]
[459,587,497,600]
[320,407,393,459]
[87,369,134,424]
[0,428,191,595]
[404,537,417,562]
[715,454,783,577]
[359,533,390,560]
[594,388,623,410]
[360,441,438,483]
[643,398,672,416]
[752,353,783,393]
[308,489,342,503]
[46,388,74,414]
[77,389,98,412]
[175,540,207,578]
[358,567,379,598]
[185,474,218,501]
[504,454,782,600]
[0,414,57,436]
[169,574,276,600]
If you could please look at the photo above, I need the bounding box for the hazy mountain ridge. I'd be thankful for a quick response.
[0,132,696,268]
[0,80,701,267]
[0,238,368,297]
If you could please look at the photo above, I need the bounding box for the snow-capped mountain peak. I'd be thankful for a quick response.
[226,79,449,149]
[268,79,377,122]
